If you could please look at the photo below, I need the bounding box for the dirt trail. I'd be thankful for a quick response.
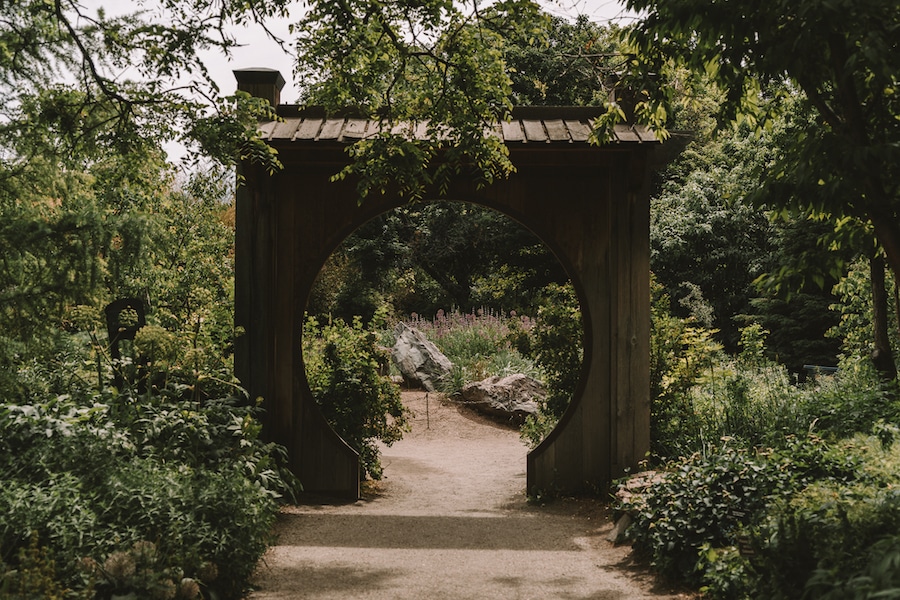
[250,391,690,600]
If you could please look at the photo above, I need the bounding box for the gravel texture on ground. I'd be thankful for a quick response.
[250,390,693,600]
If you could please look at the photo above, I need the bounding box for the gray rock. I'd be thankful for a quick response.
[607,513,632,544]
[391,322,453,391]
[458,373,544,424]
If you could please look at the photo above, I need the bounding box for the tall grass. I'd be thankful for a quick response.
[400,308,542,395]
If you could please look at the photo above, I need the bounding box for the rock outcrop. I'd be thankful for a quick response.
[391,322,453,392]
[458,373,544,425]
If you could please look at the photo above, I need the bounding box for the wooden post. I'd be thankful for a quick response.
[233,68,285,107]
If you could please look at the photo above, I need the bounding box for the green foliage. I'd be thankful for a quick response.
[663,337,896,456]
[294,0,548,198]
[754,439,900,600]
[626,315,900,599]
[0,383,289,599]
[650,126,774,346]
[0,152,289,599]
[189,91,284,175]
[0,533,94,600]
[0,0,293,165]
[303,316,410,480]
[85,540,203,600]
[621,434,900,599]
[805,535,900,600]
[650,277,722,456]
[518,283,583,447]
[0,149,240,401]
[308,202,569,323]
[504,14,622,106]
[649,117,844,366]
[619,0,900,302]
[529,284,583,419]
[0,156,109,344]
[830,257,900,371]
[621,442,795,586]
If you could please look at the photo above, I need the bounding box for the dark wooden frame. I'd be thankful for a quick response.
[234,70,654,499]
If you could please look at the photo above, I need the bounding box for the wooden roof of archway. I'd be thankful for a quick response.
[258,106,659,146]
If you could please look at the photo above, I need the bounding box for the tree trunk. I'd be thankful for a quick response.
[870,216,900,285]
[870,254,897,380]
[894,281,900,342]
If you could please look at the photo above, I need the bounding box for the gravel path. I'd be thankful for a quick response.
[250,391,692,599]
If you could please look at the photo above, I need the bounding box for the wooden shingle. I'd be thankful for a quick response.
[262,106,659,146]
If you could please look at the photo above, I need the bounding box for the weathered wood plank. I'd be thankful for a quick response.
[613,125,642,143]
[613,161,631,475]
[258,120,278,140]
[582,171,613,489]
[564,119,592,142]
[501,120,525,142]
[636,126,658,143]
[342,118,370,140]
[630,152,652,465]
[544,119,570,142]
[294,118,324,140]
[522,119,547,142]
[317,118,345,140]
[270,118,301,140]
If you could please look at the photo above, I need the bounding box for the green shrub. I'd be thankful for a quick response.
[623,434,900,599]
[650,277,722,456]
[304,315,409,479]
[651,317,898,459]
[696,544,756,600]
[620,441,795,587]
[756,438,900,600]
[0,533,94,600]
[520,283,583,447]
[805,535,900,600]
[530,284,582,418]
[798,364,900,440]
[0,384,288,600]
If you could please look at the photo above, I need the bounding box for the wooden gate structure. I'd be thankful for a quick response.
[234,69,657,499]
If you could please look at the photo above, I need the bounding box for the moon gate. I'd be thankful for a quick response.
[234,69,656,499]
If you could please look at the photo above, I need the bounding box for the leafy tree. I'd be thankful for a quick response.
[0,0,286,170]
[505,14,622,106]
[610,0,900,372]
[294,0,548,198]
[651,126,774,349]
[308,202,569,322]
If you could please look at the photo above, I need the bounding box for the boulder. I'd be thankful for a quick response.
[458,373,544,424]
[391,322,453,391]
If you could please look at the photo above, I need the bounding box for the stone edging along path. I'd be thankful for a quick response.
[250,391,693,600]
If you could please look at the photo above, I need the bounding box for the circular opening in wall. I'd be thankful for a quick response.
[302,200,586,480]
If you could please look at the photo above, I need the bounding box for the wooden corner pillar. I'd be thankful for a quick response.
[234,69,360,499]
[520,151,652,495]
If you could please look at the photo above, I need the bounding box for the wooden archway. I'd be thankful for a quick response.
[234,70,656,499]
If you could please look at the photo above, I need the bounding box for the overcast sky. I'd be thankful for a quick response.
[203,0,638,102]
